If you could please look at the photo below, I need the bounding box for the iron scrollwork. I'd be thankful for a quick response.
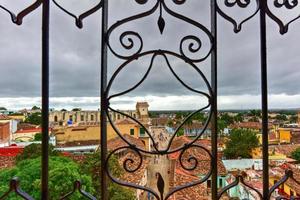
[216,0,260,33]
[104,0,214,199]
[60,180,97,200]
[217,0,300,34]
[0,178,34,200]
[0,0,42,25]
[52,0,103,28]
[266,0,300,34]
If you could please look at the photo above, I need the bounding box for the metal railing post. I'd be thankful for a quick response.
[211,0,218,198]
[101,0,108,199]
[41,0,50,199]
[259,0,269,199]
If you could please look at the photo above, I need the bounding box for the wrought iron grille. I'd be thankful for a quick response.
[0,0,299,199]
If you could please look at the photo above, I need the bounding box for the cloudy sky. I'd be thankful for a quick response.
[0,0,299,111]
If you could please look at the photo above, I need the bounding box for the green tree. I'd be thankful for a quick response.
[234,113,243,123]
[249,116,259,122]
[220,113,234,126]
[249,110,261,117]
[224,129,259,159]
[0,107,7,111]
[194,112,206,123]
[176,127,184,137]
[33,133,42,141]
[275,114,288,121]
[72,108,81,111]
[291,148,300,161]
[0,157,94,200]
[24,113,42,125]
[217,120,227,135]
[80,152,135,200]
[16,144,59,163]
[31,106,40,110]
[290,115,298,123]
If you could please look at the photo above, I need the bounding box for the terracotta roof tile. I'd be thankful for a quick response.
[269,144,300,157]
[115,118,137,125]
[119,152,149,185]
[107,134,146,151]
[169,168,210,200]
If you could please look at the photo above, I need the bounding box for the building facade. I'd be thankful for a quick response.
[49,102,149,127]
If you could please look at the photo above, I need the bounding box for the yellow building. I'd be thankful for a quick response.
[8,115,26,122]
[54,118,151,150]
[278,128,291,144]
[270,174,300,197]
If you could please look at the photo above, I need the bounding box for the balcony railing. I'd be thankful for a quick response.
[0,0,300,199]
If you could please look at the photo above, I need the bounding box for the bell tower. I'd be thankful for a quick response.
[136,102,149,120]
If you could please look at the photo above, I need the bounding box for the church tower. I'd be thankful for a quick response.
[136,102,149,120]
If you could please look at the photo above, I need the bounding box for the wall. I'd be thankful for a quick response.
[278,129,291,144]
[55,123,140,144]
[0,122,10,146]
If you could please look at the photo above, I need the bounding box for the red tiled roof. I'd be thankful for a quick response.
[169,136,226,176]
[0,146,24,157]
[119,152,148,185]
[269,144,300,157]
[115,118,136,125]
[230,122,272,130]
[107,134,146,151]
[0,114,10,120]
[17,123,38,130]
[15,128,43,134]
[169,168,210,200]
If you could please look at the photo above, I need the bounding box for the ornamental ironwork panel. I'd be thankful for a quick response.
[0,0,299,199]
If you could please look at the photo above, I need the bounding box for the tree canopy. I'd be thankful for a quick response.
[16,144,59,163]
[0,107,7,111]
[291,148,300,162]
[31,106,41,110]
[224,129,259,159]
[80,151,135,200]
[2,144,135,200]
[0,157,94,200]
[24,113,42,125]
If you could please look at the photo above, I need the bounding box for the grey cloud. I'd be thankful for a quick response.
[0,0,300,109]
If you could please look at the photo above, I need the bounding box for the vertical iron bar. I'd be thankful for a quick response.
[101,0,108,199]
[211,0,218,198]
[41,0,50,199]
[259,0,269,199]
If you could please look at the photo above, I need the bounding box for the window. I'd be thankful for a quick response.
[139,128,145,136]
[117,114,120,120]
[219,178,223,188]
[62,113,65,120]
[54,116,58,122]
[130,128,134,136]
[81,115,84,121]
[91,115,94,121]
[207,180,211,189]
